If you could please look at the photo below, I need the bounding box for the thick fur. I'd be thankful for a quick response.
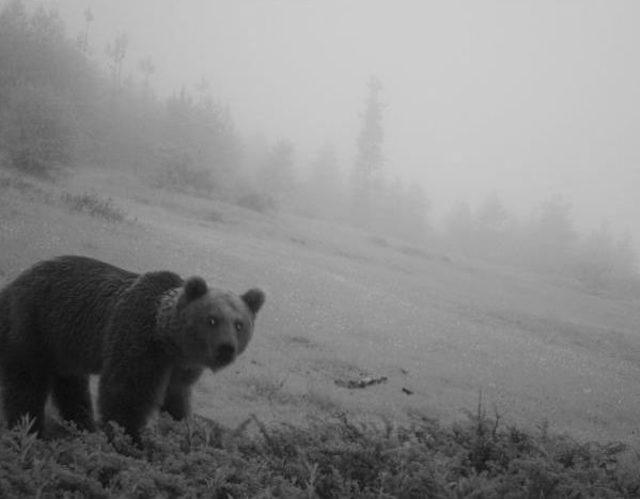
[0,255,265,442]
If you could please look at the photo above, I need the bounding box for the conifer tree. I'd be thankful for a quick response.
[351,76,384,226]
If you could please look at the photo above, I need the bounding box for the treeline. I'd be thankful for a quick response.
[0,2,430,235]
[443,194,638,289]
[0,1,242,194]
[0,1,636,288]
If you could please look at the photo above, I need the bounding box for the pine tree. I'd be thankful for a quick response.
[106,33,128,90]
[528,195,576,271]
[308,142,342,219]
[444,201,474,253]
[258,139,295,206]
[351,76,384,226]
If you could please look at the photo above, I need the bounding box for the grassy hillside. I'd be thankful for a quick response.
[0,170,640,496]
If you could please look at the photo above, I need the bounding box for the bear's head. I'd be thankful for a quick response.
[174,276,265,372]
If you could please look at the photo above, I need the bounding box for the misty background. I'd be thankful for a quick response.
[1,0,638,288]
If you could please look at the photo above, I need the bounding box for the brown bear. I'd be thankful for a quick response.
[0,255,265,443]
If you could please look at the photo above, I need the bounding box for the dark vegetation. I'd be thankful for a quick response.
[1,173,128,223]
[61,192,126,222]
[443,195,639,292]
[0,408,638,498]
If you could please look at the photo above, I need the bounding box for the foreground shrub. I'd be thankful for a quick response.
[0,410,637,498]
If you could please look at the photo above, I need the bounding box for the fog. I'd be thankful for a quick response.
[4,1,640,474]
[40,0,640,241]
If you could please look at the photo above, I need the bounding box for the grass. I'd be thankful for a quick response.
[242,375,295,406]
[0,175,38,193]
[0,174,53,202]
[0,405,637,498]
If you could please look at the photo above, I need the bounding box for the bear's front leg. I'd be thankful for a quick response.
[0,359,49,435]
[161,366,203,420]
[51,374,96,431]
[98,354,172,444]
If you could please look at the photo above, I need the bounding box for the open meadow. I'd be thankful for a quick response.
[2,168,639,448]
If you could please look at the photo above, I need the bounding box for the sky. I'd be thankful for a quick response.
[35,0,640,240]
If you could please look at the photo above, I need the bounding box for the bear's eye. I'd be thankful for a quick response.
[234,320,243,332]
[209,317,217,327]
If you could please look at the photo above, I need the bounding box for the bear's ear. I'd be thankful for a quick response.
[184,276,208,301]
[242,288,265,316]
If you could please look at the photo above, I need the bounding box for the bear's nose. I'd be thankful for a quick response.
[216,344,236,366]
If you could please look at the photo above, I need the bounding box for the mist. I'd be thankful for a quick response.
[4,1,640,486]
[2,0,639,276]
[39,0,639,242]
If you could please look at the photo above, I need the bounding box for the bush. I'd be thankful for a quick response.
[235,190,276,213]
[152,147,215,195]
[0,408,637,498]
[61,192,126,222]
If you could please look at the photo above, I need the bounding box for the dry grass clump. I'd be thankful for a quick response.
[61,192,126,223]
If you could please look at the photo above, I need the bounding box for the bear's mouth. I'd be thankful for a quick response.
[213,344,236,368]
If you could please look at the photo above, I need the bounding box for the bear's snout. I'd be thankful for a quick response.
[215,343,236,366]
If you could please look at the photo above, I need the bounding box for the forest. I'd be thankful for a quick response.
[0,0,637,294]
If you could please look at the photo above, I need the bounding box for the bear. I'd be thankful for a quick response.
[0,255,265,443]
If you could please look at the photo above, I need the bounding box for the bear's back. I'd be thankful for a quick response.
[0,256,141,374]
